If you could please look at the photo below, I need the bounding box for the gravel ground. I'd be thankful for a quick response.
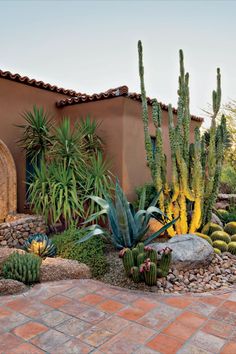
[100,250,236,294]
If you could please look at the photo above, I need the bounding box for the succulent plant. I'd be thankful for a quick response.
[214,248,221,255]
[201,223,223,236]
[3,252,41,284]
[210,231,231,244]
[231,234,236,242]
[131,266,140,282]
[212,240,228,253]
[140,259,157,286]
[78,180,178,249]
[137,242,145,254]
[119,248,134,276]
[224,222,236,236]
[23,233,56,258]
[228,242,236,255]
[131,247,139,265]
[158,247,172,277]
[144,246,157,264]
[194,232,213,245]
[137,252,146,267]
[216,209,230,224]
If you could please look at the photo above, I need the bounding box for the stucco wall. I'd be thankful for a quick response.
[0,77,202,210]
[0,78,70,211]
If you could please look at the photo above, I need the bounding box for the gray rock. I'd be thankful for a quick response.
[211,213,223,227]
[0,279,28,295]
[150,234,214,270]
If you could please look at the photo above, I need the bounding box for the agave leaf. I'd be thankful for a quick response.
[144,217,179,245]
[115,186,131,248]
[77,225,105,243]
[149,189,163,207]
[88,196,109,210]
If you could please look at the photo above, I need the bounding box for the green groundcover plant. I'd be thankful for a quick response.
[52,228,108,278]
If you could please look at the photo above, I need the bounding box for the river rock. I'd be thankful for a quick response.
[150,234,214,270]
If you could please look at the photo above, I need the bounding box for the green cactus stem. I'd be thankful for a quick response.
[140,259,157,286]
[144,246,157,264]
[158,247,172,277]
[137,252,146,267]
[119,248,134,276]
[131,266,140,283]
[131,247,139,266]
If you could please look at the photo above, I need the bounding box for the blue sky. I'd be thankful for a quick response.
[1,0,236,124]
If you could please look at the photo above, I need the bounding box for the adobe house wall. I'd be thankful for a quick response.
[0,78,71,212]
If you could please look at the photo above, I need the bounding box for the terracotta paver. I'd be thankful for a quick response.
[1,279,236,353]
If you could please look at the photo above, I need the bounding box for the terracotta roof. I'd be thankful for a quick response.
[56,86,204,123]
[0,69,79,97]
[56,85,129,107]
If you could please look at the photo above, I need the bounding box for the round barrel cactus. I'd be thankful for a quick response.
[210,231,231,244]
[228,242,236,255]
[230,234,236,242]
[194,232,213,245]
[224,222,236,236]
[212,240,228,253]
[201,222,223,235]
[213,248,221,255]
[23,233,57,258]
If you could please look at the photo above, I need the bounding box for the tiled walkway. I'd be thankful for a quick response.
[0,280,236,353]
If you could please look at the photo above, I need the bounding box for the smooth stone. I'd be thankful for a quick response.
[150,234,214,270]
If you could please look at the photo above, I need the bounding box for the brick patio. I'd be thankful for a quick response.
[0,280,236,353]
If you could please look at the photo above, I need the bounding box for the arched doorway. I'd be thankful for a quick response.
[0,140,17,222]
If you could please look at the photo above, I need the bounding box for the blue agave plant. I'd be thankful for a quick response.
[78,181,178,249]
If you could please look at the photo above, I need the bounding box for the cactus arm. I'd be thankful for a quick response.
[138,40,155,179]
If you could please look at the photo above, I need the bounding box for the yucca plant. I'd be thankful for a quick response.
[79,115,104,153]
[83,152,114,219]
[78,181,178,249]
[17,105,53,162]
[28,160,84,227]
[52,118,86,178]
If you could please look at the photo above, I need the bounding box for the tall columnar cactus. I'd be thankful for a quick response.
[138,40,226,234]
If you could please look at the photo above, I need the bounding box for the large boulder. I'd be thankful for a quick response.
[0,247,25,273]
[150,234,214,270]
[40,257,91,282]
[0,278,28,295]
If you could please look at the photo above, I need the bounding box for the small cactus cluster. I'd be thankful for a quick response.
[23,233,57,258]
[119,243,172,286]
[228,242,236,255]
[212,240,228,253]
[3,252,41,284]
[201,223,223,235]
[194,232,213,245]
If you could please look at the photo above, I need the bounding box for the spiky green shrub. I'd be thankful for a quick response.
[3,252,41,284]
[210,231,231,243]
[230,235,236,242]
[214,248,221,255]
[78,181,177,249]
[194,233,213,245]
[224,222,236,235]
[138,40,226,235]
[228,242,236,255]
[23,233,56,258]
[212,240,228,253]
[52,228,108,278]
[201,223,223,235]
